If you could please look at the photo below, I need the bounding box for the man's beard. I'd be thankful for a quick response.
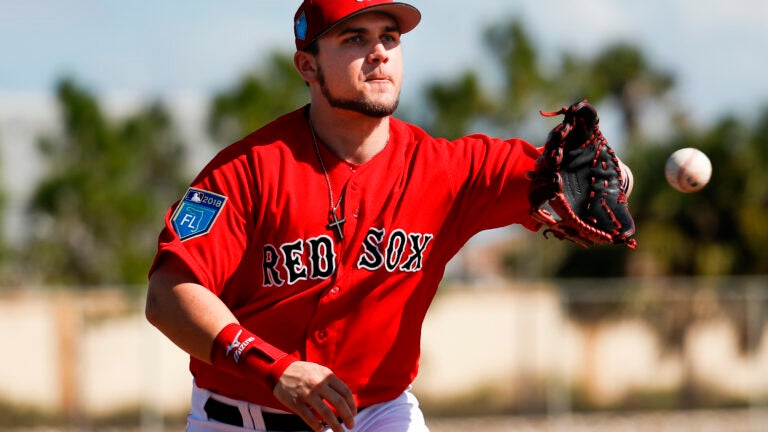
[317,66,399,118]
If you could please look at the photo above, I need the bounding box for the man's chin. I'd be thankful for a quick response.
[330,99,399,118]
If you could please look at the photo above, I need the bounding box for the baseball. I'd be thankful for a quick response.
[664,147,712,193]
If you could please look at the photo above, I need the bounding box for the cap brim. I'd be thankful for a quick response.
[316,3,422,43]
[364,3,421,34]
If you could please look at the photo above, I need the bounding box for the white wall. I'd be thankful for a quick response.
[2,282,767,419]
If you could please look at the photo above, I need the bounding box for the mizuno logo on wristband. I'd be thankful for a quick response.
[225,329,255,364]
[225,330,243,357]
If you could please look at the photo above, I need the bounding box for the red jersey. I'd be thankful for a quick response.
[151,106,541,410]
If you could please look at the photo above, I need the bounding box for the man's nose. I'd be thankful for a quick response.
[367,42,389,64]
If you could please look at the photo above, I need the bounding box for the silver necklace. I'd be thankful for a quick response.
[308,117,346,240]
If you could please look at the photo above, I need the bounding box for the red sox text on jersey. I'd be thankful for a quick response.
[262,229,434,286]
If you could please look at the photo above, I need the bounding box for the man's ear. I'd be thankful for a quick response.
[294,51,318,83]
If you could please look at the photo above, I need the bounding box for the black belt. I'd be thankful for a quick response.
[204,397,313,431]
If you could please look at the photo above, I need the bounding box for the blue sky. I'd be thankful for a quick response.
[2,0,768,124]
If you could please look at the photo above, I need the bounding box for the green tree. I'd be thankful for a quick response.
[418,18,677,278]
[0,136,7,284]
[23,78,188,287]
[629,111,768,276]
[209,52,308,146]
[483,19,550,127]
[576,42,675,143]
[422,72,493,139]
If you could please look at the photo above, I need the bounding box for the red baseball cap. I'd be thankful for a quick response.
[294,0,421,51]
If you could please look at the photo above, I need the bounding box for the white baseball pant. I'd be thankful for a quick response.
[186,380,429,432]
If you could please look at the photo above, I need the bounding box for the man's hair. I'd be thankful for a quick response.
[302,40,319,56]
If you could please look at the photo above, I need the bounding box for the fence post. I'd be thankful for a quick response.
[548,285,573,431]
[54,291,82,425]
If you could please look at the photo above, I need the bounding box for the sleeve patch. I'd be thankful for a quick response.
[171,188,228,241]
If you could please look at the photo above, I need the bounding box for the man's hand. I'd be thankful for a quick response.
[273,361,357,432]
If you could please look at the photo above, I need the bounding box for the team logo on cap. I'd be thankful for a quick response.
[171,188,227,241]
[295,11,308,40]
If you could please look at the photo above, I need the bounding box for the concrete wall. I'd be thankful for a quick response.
[0,290,191,417]
[416,285,768,409]
[1,282,767,419]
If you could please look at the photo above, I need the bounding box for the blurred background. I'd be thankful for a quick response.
[2,1,768,431]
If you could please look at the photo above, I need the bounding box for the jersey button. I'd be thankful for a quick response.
[316,329,328,341]
[330,286,340,295]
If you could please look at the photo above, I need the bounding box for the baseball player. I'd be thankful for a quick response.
[146,1,635,431]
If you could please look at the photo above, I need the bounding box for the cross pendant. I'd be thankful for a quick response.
[327,211,346,240]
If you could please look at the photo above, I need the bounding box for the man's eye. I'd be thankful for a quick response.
[383,34,402,45]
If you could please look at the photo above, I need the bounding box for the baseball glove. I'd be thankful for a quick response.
[528,100,637,249]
